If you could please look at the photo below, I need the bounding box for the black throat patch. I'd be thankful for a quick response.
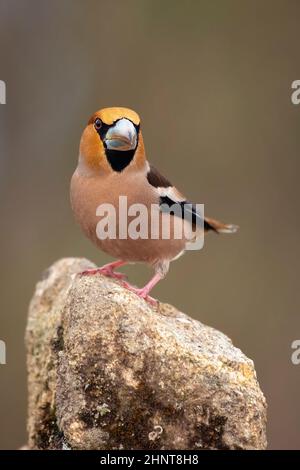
[96,120,139,172]
[105,149,136,172]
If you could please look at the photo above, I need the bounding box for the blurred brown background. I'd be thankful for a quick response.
[0,0,299,450]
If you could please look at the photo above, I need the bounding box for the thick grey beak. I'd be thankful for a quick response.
[104,118,137,151]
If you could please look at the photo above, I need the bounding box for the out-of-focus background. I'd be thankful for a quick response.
[0,0,299,450]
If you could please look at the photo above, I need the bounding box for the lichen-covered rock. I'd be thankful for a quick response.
[26,258,267,450]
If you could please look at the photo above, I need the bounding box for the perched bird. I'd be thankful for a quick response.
[70,107,238,304]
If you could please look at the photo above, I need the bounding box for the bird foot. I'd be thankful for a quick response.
[120,281,158,307]
[80,267,127,280]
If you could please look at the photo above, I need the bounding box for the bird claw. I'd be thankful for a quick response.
[142,294,159,307]
[80,267,127,280]
[80,270,158,307]
[120,281,158,307]
[107,270,128,280]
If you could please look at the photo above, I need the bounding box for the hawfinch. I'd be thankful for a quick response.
[70,107,238,304]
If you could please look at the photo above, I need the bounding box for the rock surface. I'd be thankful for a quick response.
[26,258,267,450]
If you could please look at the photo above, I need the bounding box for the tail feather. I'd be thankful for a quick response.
[204,217,239,234]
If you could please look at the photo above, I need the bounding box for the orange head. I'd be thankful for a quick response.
[79,107,146,173]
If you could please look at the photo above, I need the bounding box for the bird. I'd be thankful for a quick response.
[70,107,238,305]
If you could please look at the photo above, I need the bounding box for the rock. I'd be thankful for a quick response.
[26,258,267,450]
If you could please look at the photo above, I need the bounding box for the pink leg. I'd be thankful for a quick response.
[81,260,127,280]
[121,273,162,306]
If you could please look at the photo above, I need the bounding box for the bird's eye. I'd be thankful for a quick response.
[94,118,102,130]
